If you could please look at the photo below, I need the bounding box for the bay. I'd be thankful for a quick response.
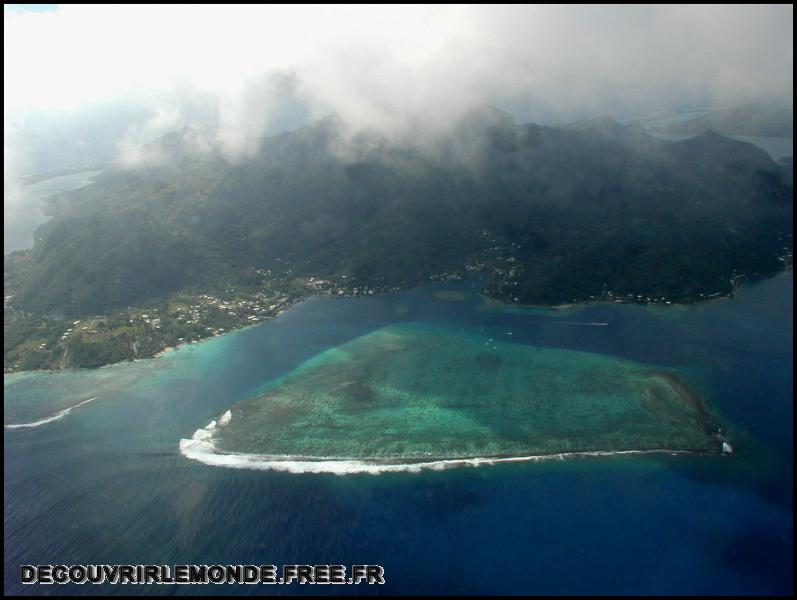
[3,272,793,594]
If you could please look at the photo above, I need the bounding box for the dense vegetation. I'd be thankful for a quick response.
[7,107,794,319]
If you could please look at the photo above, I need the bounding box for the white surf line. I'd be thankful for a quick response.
[217,409,232,426]
[5,397,98,430]
[179,416,705,475]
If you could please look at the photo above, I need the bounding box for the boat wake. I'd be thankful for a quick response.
[179,414,701,475]
[5,397,98,430]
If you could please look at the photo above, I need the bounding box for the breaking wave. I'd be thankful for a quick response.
[179,415,702,475]
[5,397,98,430]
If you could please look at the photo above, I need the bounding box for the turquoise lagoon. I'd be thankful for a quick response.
[4,272,793,594]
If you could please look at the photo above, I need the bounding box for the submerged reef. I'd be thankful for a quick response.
[181,323,726,472]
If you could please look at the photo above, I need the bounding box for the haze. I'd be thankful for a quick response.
[4,4,793,175]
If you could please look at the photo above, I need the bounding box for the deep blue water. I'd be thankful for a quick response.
[4,273,793,595]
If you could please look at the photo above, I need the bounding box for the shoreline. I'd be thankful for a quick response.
[4,269,791,376]
[176,356,729,475]
[148,308,303,360]
[181,406,725,475]
[180,424,723,475]
[480,268,793,315]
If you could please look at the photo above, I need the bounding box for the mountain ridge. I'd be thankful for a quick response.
[7,112,793,316]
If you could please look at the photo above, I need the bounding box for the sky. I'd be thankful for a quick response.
[3,4,794,176]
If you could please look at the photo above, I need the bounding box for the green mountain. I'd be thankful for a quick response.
[10,108,794,315]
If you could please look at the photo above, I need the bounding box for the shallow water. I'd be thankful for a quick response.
[4,272,793,594]
[194,323,723,466]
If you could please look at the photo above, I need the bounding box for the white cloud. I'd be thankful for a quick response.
[3,4,793,168]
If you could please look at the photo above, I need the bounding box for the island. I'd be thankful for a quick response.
[180,323,729,473]
[4,108,793,373]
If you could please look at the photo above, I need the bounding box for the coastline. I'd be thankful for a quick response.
[180,446,719,476]
[4,247,791,597]
[480,267,793,316]
[180,414,723,474]
[4,269,792,376]
[148,306,304,360]
[180,401,727,475]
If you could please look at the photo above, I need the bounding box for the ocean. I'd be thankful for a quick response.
[4,170,103,254]
[4,272,793,595]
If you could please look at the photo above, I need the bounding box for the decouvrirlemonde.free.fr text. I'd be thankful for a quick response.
[21,564,385,585]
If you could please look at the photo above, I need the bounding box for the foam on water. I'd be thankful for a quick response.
[5,397,97,430]
[179,417,703,475]
[185,323,724,462]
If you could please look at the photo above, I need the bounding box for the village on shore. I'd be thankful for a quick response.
[4,230,793,373]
